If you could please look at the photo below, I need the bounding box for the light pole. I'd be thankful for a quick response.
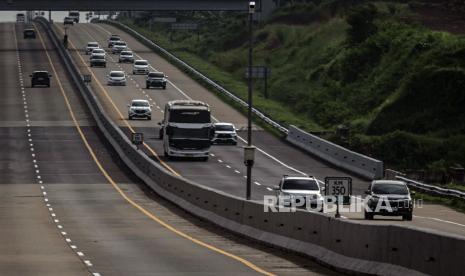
[244,1,256,200]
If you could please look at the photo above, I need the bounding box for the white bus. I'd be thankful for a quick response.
[159,100,213,161]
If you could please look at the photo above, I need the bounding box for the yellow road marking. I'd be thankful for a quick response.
[37,24,275,276]
[55,24,179,176]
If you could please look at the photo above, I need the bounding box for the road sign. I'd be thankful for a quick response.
[324,177,352,205]
[245,66,271,79]
[82,74,91,84]
[171,23,198,31]
[131,132,144,147]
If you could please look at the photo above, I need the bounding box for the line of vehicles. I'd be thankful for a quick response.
[18,23,415,221]
[84,34,238,162]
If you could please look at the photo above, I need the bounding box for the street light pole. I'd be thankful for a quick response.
[245,1,255,200]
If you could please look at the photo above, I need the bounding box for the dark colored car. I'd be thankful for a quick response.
[146,72,167,89]
[364,180,414,221]
[30,71,52,87]
[90,55,106,67]
[23,29,36,39]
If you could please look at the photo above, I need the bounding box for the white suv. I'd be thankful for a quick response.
[128,99,152,120]
[107,71,127,86]
[211,122,237,145]
[274,176,324,211]
[133,60,149,75]
[85,42,99,55]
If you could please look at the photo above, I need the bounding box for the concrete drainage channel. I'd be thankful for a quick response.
[37,18,465,276]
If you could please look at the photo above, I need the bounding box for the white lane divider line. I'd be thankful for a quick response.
[226,165,231,169]
[254,181,261,186]
[234,170,241,174]
[218,159,223,163]
[266,187,273,191]
[414,215,465,228]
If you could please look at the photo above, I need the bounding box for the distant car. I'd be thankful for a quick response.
[133,60,149,75]
[85,42,99,55]
[211,122,238,145]
[16,13,25,23]
[146,71,167,89]
[63,17,75,26]
[91,48,106,57]
[90,55,106,67]
[111,41,127,54]
[108,35,121,48]
[128,99,152,120]
[23,28,36,39]
[30,71,52,87]
[364,180,414,221]
[107,71,127,86]
[274,175,324,211]
[118,50,134,63]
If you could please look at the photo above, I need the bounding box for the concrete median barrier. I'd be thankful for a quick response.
[36,17,464,276]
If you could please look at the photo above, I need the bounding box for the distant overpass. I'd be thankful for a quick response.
[0,0,261,11]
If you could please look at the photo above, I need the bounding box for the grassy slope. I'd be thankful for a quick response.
[119,1,465,172]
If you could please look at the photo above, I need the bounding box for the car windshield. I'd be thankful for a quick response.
[110,72,124,77]
[69,12,79,16]
[92,56,104,60]
[33,72,49,77]
[88,43,98,47]
[121,52,132,56]
[372,183,409,195]
[148,72,164,78]
[93,49,104,53]
[215,125,234,131]
[110,37,120,41]
[115,42,126,46]
[282,179,319,191]
[25,30,34,33]
[135,61,148,66]
[132,101,149,107]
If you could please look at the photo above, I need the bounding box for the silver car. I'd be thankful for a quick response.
[128,99,152,120]
[119,50,134,63]
[91,48,106,57]
[107,71,127,86]
[85,42,99,55]
[112,41,127,54]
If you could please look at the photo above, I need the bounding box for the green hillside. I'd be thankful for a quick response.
[118,0,465,172]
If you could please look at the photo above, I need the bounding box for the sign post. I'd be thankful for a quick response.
[131,132,144,150]
[324,177,352,218]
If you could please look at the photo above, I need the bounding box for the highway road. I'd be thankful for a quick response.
[56,21,465,237]
[0,21,342,275]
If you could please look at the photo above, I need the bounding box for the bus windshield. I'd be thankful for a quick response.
[169,109,210,124]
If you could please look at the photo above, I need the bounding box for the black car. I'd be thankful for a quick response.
[23,29,36,39]
[364,180,414,221]
[146,72,167,89]
[30,71,52,87]
[90,55,106,67]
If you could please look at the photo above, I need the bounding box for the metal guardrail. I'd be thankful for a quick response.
[101,19,289,134]
[396,176,465,200]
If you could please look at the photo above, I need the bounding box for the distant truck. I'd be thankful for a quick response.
[68,11,80,23]
[159,100,214,161]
